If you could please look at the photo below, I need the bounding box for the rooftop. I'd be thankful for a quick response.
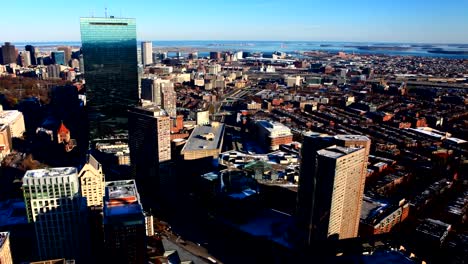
[416,218,451,240]
[0,110,22,125]
[95,141,129,155]
[317,145,361,159]
[335,134,370,142]
[256,120,292,133]
[182,123,225,153]
[131,103,168,117]
[104,180,143,217]
[24,167,77,178]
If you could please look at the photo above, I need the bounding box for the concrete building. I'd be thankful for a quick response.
[22,167,88,262]
[149,65,172,74]
[141,41,153,66]
[20,51,31,67]
[360,197,409,237]
[140,77,173,105]
[95,140,131,166]
[0,232,13,264]
[191,110,210,125]
[46,64,61,79]
[128,104,171,193]
[104,180,146,264]
[161,85,177,118]
[78,54,84,73]
[207,64,221,75]
[297,134,370,245]
[25,45,37,65]
[0,124,11,160]
[79,155,105,208]
[181,122,225,160]
[0,107,25,139]
[0,108,26,159]
[71,59,80,69]
[284,75,302,87]
[1,42,16,65]
[255,120,293,151]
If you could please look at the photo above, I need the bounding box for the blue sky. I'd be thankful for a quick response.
[1,0,467,43]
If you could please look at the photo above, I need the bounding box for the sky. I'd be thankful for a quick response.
[1,0,468,43]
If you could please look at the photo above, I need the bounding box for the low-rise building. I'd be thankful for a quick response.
[181,122,225,160]
[255,120,293,151]
[359,197,409,237]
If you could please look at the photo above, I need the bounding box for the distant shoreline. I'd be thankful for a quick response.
[5,41,468,59]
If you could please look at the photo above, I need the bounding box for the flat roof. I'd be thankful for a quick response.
[360,197,390,223]
[335,134,370,142]
[182,123,225,153]
[317,145,361,159]
[131,103,168,117]
[24,167,77,178]
[0,110,22,125]
[256,120,291,132]
[104,180,143,216]
[416,218,451,238]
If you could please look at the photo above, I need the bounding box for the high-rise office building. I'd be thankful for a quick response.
[141,41,153,66]
[22,167,88,262]
[188,52,198,60]
[78,54,84,73]
[79,155,105,208]
[51,51,66,65]
[46,64,61,79]
[20,51,31,67]
[0,232,13,264]
[210,51,221,60]
[103,180,146,264]
[128,103,171,195]
[25,45,37,65]
[1,42,16,65]
[161,85,177,118]
[57,46,72,65]
[80,17,138,138]
[297,134,370,245]
[140,77,173,105]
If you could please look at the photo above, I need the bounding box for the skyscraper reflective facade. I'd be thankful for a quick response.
[80,17,138,138]
[51,51,65,65]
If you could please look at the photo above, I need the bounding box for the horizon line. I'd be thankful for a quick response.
[2,40,468,45]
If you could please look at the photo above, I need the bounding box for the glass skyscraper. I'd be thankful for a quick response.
[51,51,65,65]
[80,17,138,138]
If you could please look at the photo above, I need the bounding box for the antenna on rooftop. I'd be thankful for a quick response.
[105,7,108,18]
